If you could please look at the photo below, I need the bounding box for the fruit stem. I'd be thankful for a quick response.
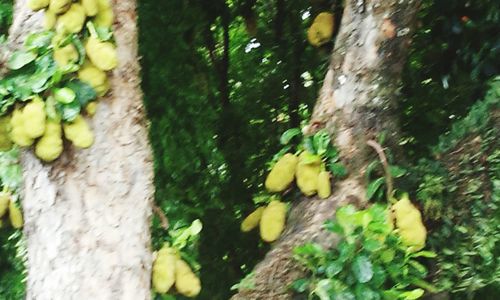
[366,140,394,204]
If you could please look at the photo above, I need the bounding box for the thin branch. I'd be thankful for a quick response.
[152,204,169,230]
[366,140,394,202]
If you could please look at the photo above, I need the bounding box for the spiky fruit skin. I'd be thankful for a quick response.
[0,193,10,218]
[296,151,321,196]
[152,246,177,294]
[49,0,71,14]
[10,109,34,147]
[85,102,98,116]
[265,153,298,192]
[57,3,86,33]
[44,10,57,30]
[317,171,331,199]
[307,12,334,47]
[85,37,118,71]
[392,195,427,251]
[28,0,49,11]
[94,0,114,28]
[9,200,23,229]
[175,259,201,298]
[82,0,98,16]
[260,200,287,242]
[78,61,109,96]
[241,207,265,232]
[35,120,63,162]
[0,116,12,151]
[23,97,46,139]
[63,115,94,148]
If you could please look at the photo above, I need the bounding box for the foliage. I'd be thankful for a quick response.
[293,204,435,300]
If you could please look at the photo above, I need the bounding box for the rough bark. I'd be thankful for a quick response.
[7,1,154,299]
[232,0,420,299]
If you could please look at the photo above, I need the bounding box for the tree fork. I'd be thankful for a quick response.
[232,0,420,299]
[7,0,154,299]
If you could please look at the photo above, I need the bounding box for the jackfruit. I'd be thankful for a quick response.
[317,170,331,199]
[22,97,46,139]
[44,10,57,30]
[48,0,71,14]
[241,207,265,232]
[28,0,49,11]
[35,120,63,162]
[0,193,9,218]
[9,200,23,229]
[82,0,98,16]
[392,194,427,251]
[85,37,117,71]
[56,3,86,33]
[53,43,79,68]
[0,116,12,151]
[85,102,98,116]
[63,115,94,148]
[260,200,287,242]
[307,12,334,47]
[94,0,114,28]
[265,153,298,192]
[78,61,109,96]
[9,109,34,147]
[152,245,177,294]
[175,259,201,297]
[296,151,321,196]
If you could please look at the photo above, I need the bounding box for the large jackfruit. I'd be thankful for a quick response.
[175,259,201,298]
[265,153,298,192]
[0,116,12,151]
[317,170,331,199]
[260,200,287,242]
[85,37,117,71]
[48,0,71,14]
[9,109,34,147]
[392,194,427,251]
[9,200,23,229]
[0,193,9,218]
[82,0,98,17]
[53,43,79,68]
[28,0,49,11]
[241,207,265,232]
[307,12,334,47]
[78,61,109,96]
[296,151,321,196]
[63,115,94,148]
[94,0,114,28]
[57,3,86,33]
[35,120,63,162]
[152,245,177,294]
[22,97,46,139]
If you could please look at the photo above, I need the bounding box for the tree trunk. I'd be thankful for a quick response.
[7,1,154,299]
[232,0,420,299]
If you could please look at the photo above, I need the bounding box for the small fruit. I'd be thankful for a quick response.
[85,102,98,116]
[307,12,334,47]
[56,3,86,33]
[28,0,49,11]
[35,120,63,162]
[44,10,57,30]
[85,37,118,71]
[152,245,177,294]
[317,170,331,199]
[48,0,71,14]
[296,151,321,196]
[9,108,34,147]
[63,115,94,148]
[0,116,12,151]
[9,200,23,229]
[265,153,298,192]
[241,207,265,232]
[81,0,98,16]
[175,259,201,297]
[94,0,114,28]
[392,194,427,251]
[53,42,79,69]
[22,97,46,139]
[0,193,10,218]
[260,200,287,242]
[78,61,110,96]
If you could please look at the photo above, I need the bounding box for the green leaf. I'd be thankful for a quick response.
[325,260,343,277]
[400,288,424,300]
[313,129,331,156]
[54,87,76,104]
[336,205,357,233]
[291,278,309,293]
[7,51,37,70]
[66,80,97,107]
[24,31,54,51]
[280,128,301,145]
[328,162,347,178]
[58,100,81,122]
[355,284,380,300]
[299,151,322,164]
[352,255,373,283]
[366,177,385,200]
[313,279,333,300]
[389,166,407,178]
[411,251,437,258]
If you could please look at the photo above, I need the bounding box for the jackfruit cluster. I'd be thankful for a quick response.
[241,200,287,243]
[152,245,202,297]
[307,12,335,47]
[391,194,427,251]
[0,193,24,229]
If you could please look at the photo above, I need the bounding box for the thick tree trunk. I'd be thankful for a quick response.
[232,1,420,299]
[7,1,154,299]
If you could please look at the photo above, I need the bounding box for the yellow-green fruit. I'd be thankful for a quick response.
[317,171,331,199]
[9,109,34,147]
[296,151,321,196]
[63,115,94,148]
[22,98,46,139]
[0,193,10,218]
[56,3,86,33]
[9,200,23,229]
[265,153,298,192]
[85,37,118,71]
[53,43,79,68]
[152,246,177,294]
[0,116,12,151]
[307,12,334,47]
[44,10,57,30]
[85,102,98,116]
[48,0,71,14]
[82,0,98,16]
[241,207,265,232]
[78,62,109,96]
[392,194,427,251]
[28,0,49,11]
[175,259,201,298]
[35,120,63,162]
[260,200,287,242]
[94,0,114,28]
